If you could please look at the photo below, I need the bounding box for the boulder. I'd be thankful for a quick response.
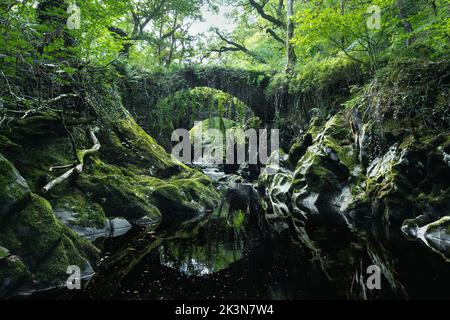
[0,154,31,219]
[0,194,99,295]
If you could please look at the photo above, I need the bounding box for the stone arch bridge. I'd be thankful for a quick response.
[123,66,275,132]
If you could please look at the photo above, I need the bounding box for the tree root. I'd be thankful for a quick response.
[42,127,101,193]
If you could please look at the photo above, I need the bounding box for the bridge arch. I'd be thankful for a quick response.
[123,66,274,134]
[171,67,273,122]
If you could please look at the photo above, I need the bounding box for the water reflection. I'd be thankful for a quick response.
[159,241,244,276]
[158,198,251,276]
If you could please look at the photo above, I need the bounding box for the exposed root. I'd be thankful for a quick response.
[42,127,101,193]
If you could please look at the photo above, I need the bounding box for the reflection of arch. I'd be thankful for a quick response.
[124,66,274,133]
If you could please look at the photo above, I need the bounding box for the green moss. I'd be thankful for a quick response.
[169,175,220,209]
[11,137,77,192]
[293,148,341,193]
[321,113,349,141]
[441,134,450,153]
[0,194,63,261]
[77,171,162,221]
[306,117,322,140]
[0,153,31,218]
[76,155,218,223]
[0,134,21,150]
[291,113,354,193]
[151,172,220,215]
[425,216,450,235]
[0,256,31,298]
[32,233,90,286]
[322,137,356,170]
[0,194,98,291]
[288,133,313,167]
[230,210,246,230]
[152,184,198,213]
[307,162,340,193]
[114,118,174,169]
[416,189,450,207]
[50,191,107,228]
[0,247,9,260]
[244,117,263,130]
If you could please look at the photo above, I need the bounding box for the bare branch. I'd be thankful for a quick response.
[248,0,286,28]
[266,28,284,44]
[44,93,79,104]
[42,127,101,193]
[212,30,267,64]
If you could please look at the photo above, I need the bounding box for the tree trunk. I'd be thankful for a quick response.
[395,0,415,46]
[286,0,296,72]
[37,0,74,55]
[277,0,284,18]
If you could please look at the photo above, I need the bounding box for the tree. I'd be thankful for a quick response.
[286,0,296,71]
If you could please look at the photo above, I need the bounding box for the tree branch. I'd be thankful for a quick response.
[266,28,284,44]
[42,127,101,193]
[212,30,267,64]
[248,0,286,28]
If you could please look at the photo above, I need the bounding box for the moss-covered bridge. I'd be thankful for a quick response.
[123,66,274,131]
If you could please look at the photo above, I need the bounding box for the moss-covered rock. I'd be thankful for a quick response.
[0,153,31,220]
[0,255,31,299]
[74,156,219,226]
[0,68,226,297]
[0,247,10,260]
[0,194,99,295]
[51,191,106,229]
[75,160,162,223]
[288,133,312,168]
[403,215,450,261]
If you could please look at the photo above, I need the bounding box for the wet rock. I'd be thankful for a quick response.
[403,216,450,260]
[401,215,434,240]
[109,218,133,237]
[51,192,107,231]
[55,209,132,241]
[152,184,199,216]
[202,166,226,181]
[219,174,244,185]
[0,255,31,299]
[225,182,259,212]
[237,162,260,181]
[0,153,31,219]
[288,133,313,167]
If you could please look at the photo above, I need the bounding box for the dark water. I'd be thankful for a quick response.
[41,203,341,300]
[23,168,450,300]
[28,198,450,301]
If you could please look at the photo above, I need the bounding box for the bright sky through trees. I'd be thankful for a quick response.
[189,4,237,36]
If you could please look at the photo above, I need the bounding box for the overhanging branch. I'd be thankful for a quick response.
[212,30,267,64]
[248,0,286,28]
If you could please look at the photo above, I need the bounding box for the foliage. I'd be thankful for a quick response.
[149,87,249,149]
